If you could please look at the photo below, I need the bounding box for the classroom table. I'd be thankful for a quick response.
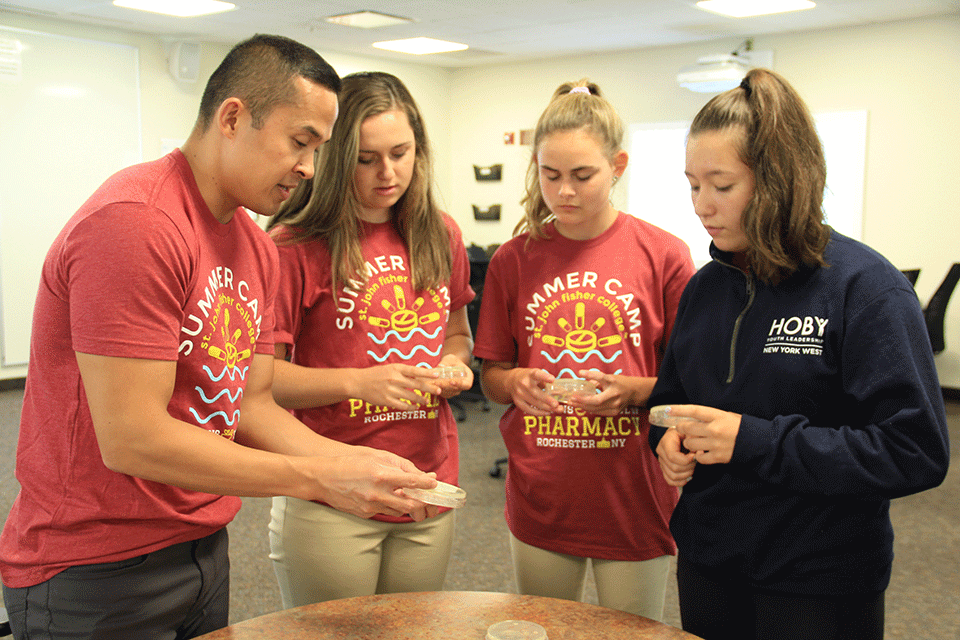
[196,590,702,639]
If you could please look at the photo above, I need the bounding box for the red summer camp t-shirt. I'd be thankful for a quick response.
[474,213,695,560]
[0,150,278,587]
[271,216,474,522]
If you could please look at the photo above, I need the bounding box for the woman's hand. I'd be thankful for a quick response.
[658,404,742,465]
[655,428,697,486]
[569,370,655,416]
[479,361,559,414]
[434,354,474,400]
[350,364,442,411]
[506,367,560,415]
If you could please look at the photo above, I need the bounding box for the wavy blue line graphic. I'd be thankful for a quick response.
[557,367,623,378]
[367,326,443,344]
[188,407,241,426]
[203,365,249,382]
[366,344,442,362]
[195,386,243,404]
[540,349,623,364]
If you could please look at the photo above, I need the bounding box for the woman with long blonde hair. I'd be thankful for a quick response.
[475,79,695,619]
[265,71,474,607]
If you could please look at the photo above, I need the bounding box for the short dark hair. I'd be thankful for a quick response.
[197,34,341,130]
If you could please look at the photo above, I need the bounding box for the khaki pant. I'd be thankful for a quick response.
[510,532,671,620]
[269,496,456,608]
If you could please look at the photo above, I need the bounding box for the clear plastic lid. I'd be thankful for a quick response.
[648,405,703,428]
[433,365,466,379]
[486,620,548,640]
[400,481,467,508]
[544,378,598,403]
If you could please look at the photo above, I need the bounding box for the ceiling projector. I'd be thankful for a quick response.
[677,53,752,93]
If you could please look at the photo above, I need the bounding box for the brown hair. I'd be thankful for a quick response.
[267,72,449,293]
[516,79,624,240]
[690,68,829,284]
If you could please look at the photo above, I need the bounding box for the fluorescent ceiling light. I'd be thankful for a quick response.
[696,0,815,18]
[325,11,413,29]
[373,37,468,55]
[112,0,235,18]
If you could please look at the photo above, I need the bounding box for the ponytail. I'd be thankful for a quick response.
[517,79,625,241]
[691,68,829,284]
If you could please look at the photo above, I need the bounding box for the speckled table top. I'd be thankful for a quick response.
[197,591,702,639]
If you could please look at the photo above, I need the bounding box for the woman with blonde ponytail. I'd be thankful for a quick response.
[475,79,695,619]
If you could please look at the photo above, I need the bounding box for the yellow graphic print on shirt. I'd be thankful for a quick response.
[535,299,626,379]
[346,257,451,422]
[541,302,623,353]
[366,285,442,333]
[524,272,645,450]
[188,281,260,439]
[206,308,252,369]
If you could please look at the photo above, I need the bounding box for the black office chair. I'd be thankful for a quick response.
[923,262,960,355]
[901,268,921,286]
[457,242,506,476]
[489,455,508,478]
[449,246,491,422]
[449,304,490,421]
[466,243,488,264]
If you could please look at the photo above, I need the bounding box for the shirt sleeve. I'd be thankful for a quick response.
[660,239,696,352]
[251,223,279,356]
[443,214,475,312]
[64,203,191,360]
[271,230,312,350]
[647,282,695,455]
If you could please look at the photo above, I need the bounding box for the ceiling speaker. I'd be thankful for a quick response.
[168,41,201,83]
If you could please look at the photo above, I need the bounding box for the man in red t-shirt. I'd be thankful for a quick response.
[0,34,436,639]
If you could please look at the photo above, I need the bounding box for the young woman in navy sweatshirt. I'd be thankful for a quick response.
[648,68,950,640]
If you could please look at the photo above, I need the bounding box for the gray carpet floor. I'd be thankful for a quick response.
[0,388,956,638]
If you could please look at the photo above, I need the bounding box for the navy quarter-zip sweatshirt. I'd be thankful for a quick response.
[649,230,950,596]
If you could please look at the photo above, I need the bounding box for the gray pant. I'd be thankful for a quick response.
[2,528,229,640]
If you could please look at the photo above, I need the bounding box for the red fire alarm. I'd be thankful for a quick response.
[503,132,515,145]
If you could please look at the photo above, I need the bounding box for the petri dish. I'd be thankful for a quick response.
[544,379,598,403]
[486,620,548,640]
[648,405,704,428]
[401,481,467,508]
[433,365,466,379]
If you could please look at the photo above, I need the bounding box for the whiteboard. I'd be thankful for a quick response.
[0,26,142,366]
[627,111,868,267]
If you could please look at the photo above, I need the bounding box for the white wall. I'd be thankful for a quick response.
[0,13,454,171]
[0,12,452,382]
[1,11,958,389]
[447,15,960,389]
